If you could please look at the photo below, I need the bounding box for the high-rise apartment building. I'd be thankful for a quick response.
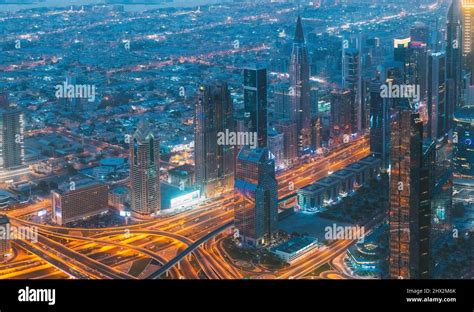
[130,119,161,216]
[0,96,24,170]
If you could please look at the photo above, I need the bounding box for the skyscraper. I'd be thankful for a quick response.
[389,105,428,279]
[394,38,428,101]
[393,37,412,65]
[447,0,463,111]
[369,80,390,171]
[360,77,372,131]
[273,83,291,120]
[370,62,405,171]
[234,147,278,247]
[330,89,352,143]
[244,67,267,148]
[342,48,362,132]
[419,139,435,279]
[289,16,311,154]
[130,119,161,217]
[268,128,284,168]
[194,82,235,198]
[427,52,447,140]
[462,0,474,85]
[453,106,474,178]
[409,23,430,45]
[0,215,11,258]
[274,119,298,166]
[452,106,474,225]
[0,97,24,170]
[310,115,321,151]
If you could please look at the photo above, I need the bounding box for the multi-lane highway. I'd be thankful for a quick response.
[1,135,370,279]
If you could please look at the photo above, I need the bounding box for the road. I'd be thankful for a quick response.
[1,135,370,279]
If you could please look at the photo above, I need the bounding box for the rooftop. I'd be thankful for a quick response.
[453,106,474,123]
[274,236,317,254]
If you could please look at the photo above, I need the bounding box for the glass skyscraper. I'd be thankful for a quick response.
[244,67,268,148]
[234,147,278,247]
[194,82,235,198]
[389,105,428,279]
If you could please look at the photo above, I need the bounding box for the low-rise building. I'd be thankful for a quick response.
[160,182,200,210]
[331,169,355,194]
[52,180,109,225]
[272,236,318,264]
[109,185,130,210]
[298,184,326,209]
[315,176,341,204]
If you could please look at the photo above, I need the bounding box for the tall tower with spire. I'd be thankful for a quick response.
[130,119,161,217]
[289,16,311,155]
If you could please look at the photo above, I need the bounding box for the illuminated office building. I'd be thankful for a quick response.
[370,62,405,171]
[52,181,109,225]
[274,119,298,165]
[389,105,430,279]
[462,0,474,84]
[452,106,474,228]
[394,38,428,101]
[369,80,390,171]
[342,48,362,132]
[244,67,267,148]
[447,0,463,110]
[268,129,284,168]
[194,82,235,198]
[427,52,447,139]
[453,106,474,177]
[234,147,278,247]
[330,89,352,142]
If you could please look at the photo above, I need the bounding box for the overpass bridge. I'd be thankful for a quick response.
[149,221,233,279]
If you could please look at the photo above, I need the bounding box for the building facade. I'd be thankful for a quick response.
[52,181,109,225]
[388,106,427,279]
[244,67,267,148]
[289,16,311,154]
[130,119,161,216]
[234,147,278,247]
[0,105,24,170]
[0,215,11,258]
[194,82,235,198]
